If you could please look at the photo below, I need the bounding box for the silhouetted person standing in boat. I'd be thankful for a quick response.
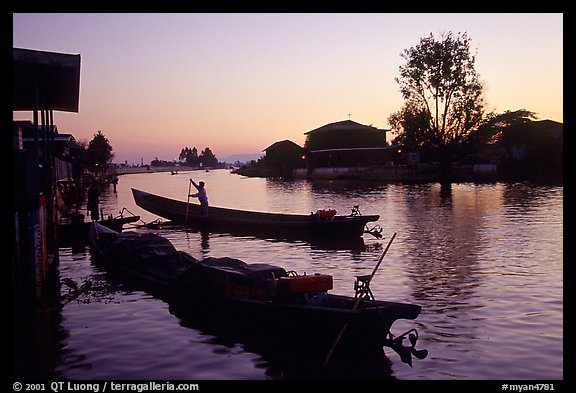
[190,180,209,217]
[87,180,101,221]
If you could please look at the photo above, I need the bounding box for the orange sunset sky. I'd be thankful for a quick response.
[13,13,563,165]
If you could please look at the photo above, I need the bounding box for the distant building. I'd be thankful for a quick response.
[262,139,304,177]
[263,139,304,164]
[501,119,563,181]
[304,120,391,168]
[18,121,84,182]
[305,120,389,150]
[504,119,563,160]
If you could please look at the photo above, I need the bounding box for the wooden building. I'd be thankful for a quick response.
[263,139,304,165]
[304,120,391,168]
[262,139,304,177]
[13,48,81,305]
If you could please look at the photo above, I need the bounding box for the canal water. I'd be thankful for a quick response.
[27,170,564,380]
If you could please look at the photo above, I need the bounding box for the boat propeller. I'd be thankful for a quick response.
[351,205,383,238]
[385,328,428,367]
[364,224,383,238]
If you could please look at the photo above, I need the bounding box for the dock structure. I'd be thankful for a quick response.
[13,48,81,306]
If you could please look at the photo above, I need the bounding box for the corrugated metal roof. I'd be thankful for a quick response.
[304,120,388,135]
[13,47,81,112]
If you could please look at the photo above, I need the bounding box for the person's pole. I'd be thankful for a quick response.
[184,179,192,227]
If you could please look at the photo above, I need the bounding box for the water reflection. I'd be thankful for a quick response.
[44,173,563,380]
[400,184,491,303]
[158,223,370,254]
[13,248,113,379]
[13,300,67,379]
[398,184,490,363]
[199,229,210,256]
[439,182,452,206]
[170,301,397,380]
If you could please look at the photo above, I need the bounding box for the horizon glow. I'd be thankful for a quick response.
[13,13,563,165]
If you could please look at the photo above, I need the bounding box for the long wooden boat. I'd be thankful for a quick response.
[88,223,427,366]
[132,188,380,239]
[58,214,140,242]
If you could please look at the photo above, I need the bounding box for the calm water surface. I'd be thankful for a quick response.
[52,170,563,380]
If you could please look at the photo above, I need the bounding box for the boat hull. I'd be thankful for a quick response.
[132,188,379,239]
[169,285,420,358]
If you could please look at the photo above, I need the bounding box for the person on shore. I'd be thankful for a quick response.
[111,174,118,193]
[87,180,101,221]
[189,180,209,217]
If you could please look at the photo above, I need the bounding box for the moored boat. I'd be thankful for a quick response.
[58,213,141,243]
[131,188,381,240]
[88,223,427,366]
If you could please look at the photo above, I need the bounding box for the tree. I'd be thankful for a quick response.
[199,147,218,168]
[178,147,189,162]
[179,147,200,166]
[389,32,485,175]
[84,130,114,173]
[178,146,219,167]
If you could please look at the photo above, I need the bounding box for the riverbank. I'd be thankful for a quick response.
[115,166,202,175]
[234,163,562,184]
[236,164,495,182]
[118,163,562,185]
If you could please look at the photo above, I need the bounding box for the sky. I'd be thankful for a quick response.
[13,13,563,165]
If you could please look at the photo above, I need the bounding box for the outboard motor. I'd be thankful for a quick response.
[385,328,428,367]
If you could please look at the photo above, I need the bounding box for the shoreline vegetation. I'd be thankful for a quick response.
[114,164,562,185]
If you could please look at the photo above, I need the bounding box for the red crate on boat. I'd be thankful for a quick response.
[278,274,333,293]
[317,209,337,220]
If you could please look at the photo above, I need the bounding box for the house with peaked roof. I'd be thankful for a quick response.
[262,139,305,177]
[504,119,563,160]
[304,119,389,150]
[303,120,393,168]
[500,119,563,181]
[263,139,304,163]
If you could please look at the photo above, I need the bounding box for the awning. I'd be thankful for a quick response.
[13,47,81,112]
